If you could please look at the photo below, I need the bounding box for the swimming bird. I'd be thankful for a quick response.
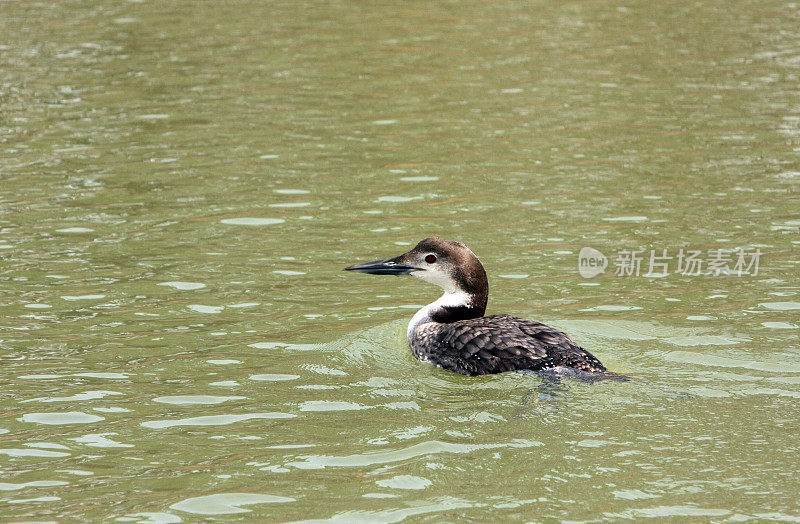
[345,237,609,376]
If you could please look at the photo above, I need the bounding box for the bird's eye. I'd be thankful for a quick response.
[425,254,437,264]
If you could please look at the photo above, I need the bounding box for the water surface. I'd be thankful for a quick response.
[1,0,799,521]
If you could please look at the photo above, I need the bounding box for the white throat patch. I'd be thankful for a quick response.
[412,267,461,294]
[407,290,472,339]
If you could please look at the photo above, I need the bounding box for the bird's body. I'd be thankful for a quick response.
[410,314,605,376]
[346,237,610,377]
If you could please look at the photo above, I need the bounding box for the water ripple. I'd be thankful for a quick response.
[69,433,134,448]
[19,412,104,425]
[152,395,246,405]
[286,439,542,469]
[0,448,71,458]
[288,496,475,523]
[170,493,295,515]
[22,390,123,403]
[141,412,296,429]
[664,351,800,373]
[0,481,69,491]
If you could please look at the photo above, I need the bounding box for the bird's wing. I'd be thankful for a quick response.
[419,314,605,375]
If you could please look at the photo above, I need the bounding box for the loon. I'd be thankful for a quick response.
[345,237,608,377]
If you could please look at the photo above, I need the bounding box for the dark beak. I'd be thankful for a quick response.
[345,255,418,276]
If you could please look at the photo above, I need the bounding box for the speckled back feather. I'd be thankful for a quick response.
[410,314,606,376]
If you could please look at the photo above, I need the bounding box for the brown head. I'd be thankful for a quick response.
[345,237,488,317]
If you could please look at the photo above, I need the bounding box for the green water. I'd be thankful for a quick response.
[2,0,799,521]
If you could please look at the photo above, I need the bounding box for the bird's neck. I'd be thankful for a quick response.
[407,289,487,339]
